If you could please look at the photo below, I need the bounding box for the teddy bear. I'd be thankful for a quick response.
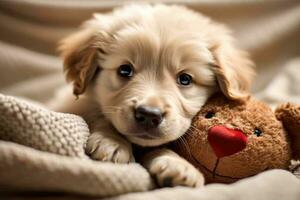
[175,93,300,183]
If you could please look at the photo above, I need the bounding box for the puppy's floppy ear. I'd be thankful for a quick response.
[210,33,255,100]
[276,103,300,159]
[58,18,108,96]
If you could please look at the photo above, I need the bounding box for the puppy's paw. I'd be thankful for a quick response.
[149,154,204,187]
[86,132,134,163]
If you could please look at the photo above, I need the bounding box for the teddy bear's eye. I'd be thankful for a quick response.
[205,111,215,119]
[254,128,262,137]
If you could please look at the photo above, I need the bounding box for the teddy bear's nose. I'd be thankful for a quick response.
[208,125,247,158]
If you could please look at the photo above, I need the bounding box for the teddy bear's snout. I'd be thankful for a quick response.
[208,125,247,158]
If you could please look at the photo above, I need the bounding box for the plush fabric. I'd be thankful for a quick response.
[0,0,300,199]
[276,103,300,159]
[176,93,297,183]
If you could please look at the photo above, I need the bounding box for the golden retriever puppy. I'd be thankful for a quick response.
[49,4,254,187]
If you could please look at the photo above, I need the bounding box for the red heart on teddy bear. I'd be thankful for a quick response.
[208,125,247,158]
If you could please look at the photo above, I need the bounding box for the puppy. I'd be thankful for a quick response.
[49,4,254,187]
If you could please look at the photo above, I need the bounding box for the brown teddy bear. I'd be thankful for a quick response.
[176,93,300,183]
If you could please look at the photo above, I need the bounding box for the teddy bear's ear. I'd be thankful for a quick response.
[275,103,300,159]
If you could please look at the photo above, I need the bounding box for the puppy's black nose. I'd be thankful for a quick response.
[135,105,163,129]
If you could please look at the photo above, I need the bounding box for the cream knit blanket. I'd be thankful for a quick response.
[0,94,154,197]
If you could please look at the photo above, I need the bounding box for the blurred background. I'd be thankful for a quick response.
[0,0,299,107]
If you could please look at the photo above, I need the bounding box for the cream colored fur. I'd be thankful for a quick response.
[49,4,254,187]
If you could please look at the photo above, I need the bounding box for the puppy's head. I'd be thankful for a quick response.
[59,4,254,147]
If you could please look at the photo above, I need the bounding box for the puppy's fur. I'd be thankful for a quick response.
[49,4,254,187]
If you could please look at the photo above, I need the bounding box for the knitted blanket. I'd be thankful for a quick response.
[0,94,154,197]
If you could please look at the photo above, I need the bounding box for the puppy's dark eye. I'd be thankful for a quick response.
[118,64,134,77]
[177,73,192,86]
[254,128,262,137]
[205,111,215,119]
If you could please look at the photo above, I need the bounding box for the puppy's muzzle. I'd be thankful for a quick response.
[134,105,163,129]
